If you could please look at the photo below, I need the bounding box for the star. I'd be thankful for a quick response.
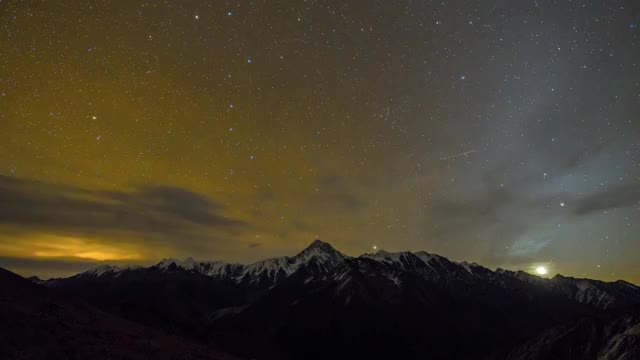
[2,0,639,286]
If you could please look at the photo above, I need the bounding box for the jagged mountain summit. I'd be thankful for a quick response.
[71,239,640,310]
[152,239,349,286]
[44,239,640,360]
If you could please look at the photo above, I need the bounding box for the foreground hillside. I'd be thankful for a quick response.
[0,267,237,360]
[508,305,640,360]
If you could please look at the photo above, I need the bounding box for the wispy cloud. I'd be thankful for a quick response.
[0,175,249,263]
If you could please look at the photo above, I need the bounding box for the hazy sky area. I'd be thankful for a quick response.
[0,1,639,282]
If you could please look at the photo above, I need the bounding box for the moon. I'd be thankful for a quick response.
[535,266,548,275]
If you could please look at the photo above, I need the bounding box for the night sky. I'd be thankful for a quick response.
[1,1,639,282]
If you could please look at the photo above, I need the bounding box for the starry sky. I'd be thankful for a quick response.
[0,1,639,282]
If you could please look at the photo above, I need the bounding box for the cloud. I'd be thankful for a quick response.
[561,142,608,170]
[313,175,368,212]
[423,162,567,265]
[0,175,248,244]
[573,182,640,216]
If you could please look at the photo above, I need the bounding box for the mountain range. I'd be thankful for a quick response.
[5,239,640,359]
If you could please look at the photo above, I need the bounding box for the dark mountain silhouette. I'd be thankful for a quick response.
[0,267,237,360]
[508,305,640,360]
[38,240,640,359]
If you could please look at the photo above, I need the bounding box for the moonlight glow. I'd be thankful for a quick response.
[536,266,548,276]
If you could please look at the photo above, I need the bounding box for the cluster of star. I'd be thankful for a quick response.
[0,1,638,282]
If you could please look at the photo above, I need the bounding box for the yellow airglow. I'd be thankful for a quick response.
[1,234,143,261]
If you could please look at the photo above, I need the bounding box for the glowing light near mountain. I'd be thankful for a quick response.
[536,266,548,275]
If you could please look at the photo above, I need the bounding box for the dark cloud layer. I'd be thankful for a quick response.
[573,183,640,216]
[313,175,368,212]
[0,175,247,242]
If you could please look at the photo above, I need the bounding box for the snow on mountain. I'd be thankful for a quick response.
[361,249,490,280]
[550,274,640,309]
[361,250,407,264]
[82,264,142,277]
[85,265,121,276]
[492,269,640,309]
[73,240,640,310]
[41,240,640,360]
[154,239,349,285]
[293,239,348,264]
[459,261,476,274]
[157,258,181,268]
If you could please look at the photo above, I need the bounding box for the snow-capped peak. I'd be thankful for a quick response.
[157,258,181,268]
[292,239,348,264]
[84,264,121,276]
[82,264,141,276]
[156,257,202,270]
[151,240,350,285]
[239,239,349,283]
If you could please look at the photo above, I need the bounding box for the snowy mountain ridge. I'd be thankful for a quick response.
[151,239,349,285]
[77,239,640,309]
[44,239,640,359]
